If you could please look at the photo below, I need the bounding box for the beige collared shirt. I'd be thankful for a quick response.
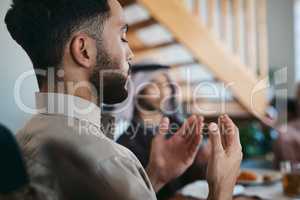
[17,92,156,200]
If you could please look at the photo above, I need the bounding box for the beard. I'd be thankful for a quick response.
[90,42,129,105]
[100,70,129,104]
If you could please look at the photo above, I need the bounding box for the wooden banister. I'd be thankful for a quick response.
[119,0,135,7]
[244,0,257,73]
[133,41,176,54]
[127,31,145,52]
[129,18,156,32]
[185,100,251,118]
[137,0,268,118]
[220,0,229,43]
[171,60,198,68]
[127,0,269,118]
[207,0,216,30]
[257,0,269,78]
[193,0,201,17]
[232,0,242,56]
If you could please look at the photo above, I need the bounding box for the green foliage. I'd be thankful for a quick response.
[239,121,273,158]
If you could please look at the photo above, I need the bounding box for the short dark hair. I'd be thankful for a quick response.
[5,0,110,72]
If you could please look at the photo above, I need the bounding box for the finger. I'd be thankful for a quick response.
[222,114,240,149]
[158,117,170,137]
[222,115,236,147]
[219,114,231,147]
[196,115,205,142]
[218,115,226,148]
[185,115,204,145]
[178,115,198,138]
[208,122,224,153]
[183,116,204,154]
[187,115,202,136]
[186,117,202,144]
[188,130,202,156]
[197,115,205,144]
[198,115,205,135]
[225,114,240,144]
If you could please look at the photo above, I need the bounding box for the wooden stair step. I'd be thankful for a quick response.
[119,0,135,7]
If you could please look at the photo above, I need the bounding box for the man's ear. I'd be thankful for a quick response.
[70,33,97,69]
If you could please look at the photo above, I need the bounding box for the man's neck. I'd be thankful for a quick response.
[40,81,100,106]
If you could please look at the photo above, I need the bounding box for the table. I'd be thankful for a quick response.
[168,159,300,200]
[168,194,257,200]
[241,182,300,200]
[170,182,299,200]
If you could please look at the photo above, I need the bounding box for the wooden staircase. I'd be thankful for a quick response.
[120,0,270,120]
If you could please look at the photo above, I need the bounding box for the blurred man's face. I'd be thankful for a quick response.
[137,73,174,115]
[144,74,173,110]
[91,0,133,104]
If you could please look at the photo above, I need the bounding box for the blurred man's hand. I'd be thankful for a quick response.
[207,115,243,200]
[146,115,204,192]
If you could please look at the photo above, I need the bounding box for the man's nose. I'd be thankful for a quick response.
[127,45,134,62]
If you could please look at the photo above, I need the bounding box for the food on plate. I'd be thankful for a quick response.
[263,174,273,182]
[237,171,258,182]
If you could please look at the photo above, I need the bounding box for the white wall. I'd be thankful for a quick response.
[295,0,300,83]
[267,0,296,97]
[0,0,38,133]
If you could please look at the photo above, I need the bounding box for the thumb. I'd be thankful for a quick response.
[158,117,170,137]
[208,123,224,153]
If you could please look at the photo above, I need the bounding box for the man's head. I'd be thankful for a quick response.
[5,0,133,104]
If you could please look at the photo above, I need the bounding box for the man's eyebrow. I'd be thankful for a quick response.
[121,24,129,33]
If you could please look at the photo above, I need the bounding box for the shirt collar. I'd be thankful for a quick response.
[36,92,101,127]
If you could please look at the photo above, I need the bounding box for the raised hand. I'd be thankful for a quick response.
[146,115,204,192]
[206,114,243,200]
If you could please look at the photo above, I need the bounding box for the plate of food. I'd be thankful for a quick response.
[237,169,283,186]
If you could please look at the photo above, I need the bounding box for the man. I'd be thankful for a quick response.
[272,97,300,168]
[5,0,242,199]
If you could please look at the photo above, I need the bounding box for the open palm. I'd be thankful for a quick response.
[148,115,204,185]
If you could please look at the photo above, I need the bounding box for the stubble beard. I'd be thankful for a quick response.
[90,42,129,105]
